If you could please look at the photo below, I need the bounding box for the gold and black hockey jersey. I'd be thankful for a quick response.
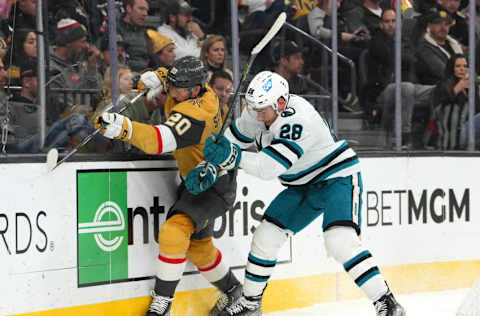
[163,84,222,178]
[130,67,222,178]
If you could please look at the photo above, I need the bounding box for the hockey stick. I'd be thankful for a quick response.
[218,11,287,137]
[46,89,149,171]
[199,12,287,180]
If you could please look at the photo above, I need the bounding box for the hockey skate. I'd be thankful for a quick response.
[219,294,262,316]
[210,284,243,316]
[374,292,405,316]
[146,290,174,316]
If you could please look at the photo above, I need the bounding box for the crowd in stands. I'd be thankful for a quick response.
[0,0,479,154]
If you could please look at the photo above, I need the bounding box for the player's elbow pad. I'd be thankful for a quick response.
[240,151,286,180]
[129,121,162,154]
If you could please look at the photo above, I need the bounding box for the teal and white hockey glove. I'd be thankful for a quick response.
[203,133,241,170]
[185,161,218,195]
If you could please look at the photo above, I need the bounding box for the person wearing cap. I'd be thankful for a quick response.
[5,58,92,154]
[157,0,205,59]
[415,8,463,85]
[48,18,102,125]
[437,0,468,46]
[117,0,150,72]
[99,33,128,75]
[272,40,310,95]
[146,29,176,69]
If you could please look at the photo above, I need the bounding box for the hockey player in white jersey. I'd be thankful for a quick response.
[200,71,405,316]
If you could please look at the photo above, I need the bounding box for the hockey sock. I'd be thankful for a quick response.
[243,220,289,297]
[154,254,187,297]
[244,252,277,297]
[343,250,388,301]
[324,227,388,301]
[198,251,240,292]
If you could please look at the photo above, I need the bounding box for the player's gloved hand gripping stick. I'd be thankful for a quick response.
[46,89,149,171]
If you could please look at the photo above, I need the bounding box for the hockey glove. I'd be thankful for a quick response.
[94,112,133,140]
[137,68,167,102]
[185,161,218,195]
[203,133,241,170]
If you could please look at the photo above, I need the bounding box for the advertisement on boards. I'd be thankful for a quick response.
[76,168,291,288]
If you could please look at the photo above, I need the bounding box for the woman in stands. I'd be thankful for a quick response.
[94,65,163,152]
[5,28,37,85]
[200,34,233,81]
[431,54,480,150]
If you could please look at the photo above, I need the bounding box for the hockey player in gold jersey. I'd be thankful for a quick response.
[94,56,241,316]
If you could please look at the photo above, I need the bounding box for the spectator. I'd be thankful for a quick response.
[370,9,435,148]
[117,0,149,72]
[6,60,92,153]
[95,65,161,152]
[48,18,102,124]
[431,54,479,149]
[200,34,232,81]
[239,0,285,72]
[52,0,94,42]
[308,0,370,43]
[146,29,176,69]
[307,0,368,110]
[209,70,233,121]
[342,0,383,36]
[157,0,205,59]
[5,28,37,84]
[99,33,128,76]
[1,0,36,37]
[415,9,463,85]
[437,0,469,46]
[271,39,311,95]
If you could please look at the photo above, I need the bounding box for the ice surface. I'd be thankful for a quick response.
[266,288,467,315]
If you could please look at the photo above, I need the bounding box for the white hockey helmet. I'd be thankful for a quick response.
[245,71,289,113]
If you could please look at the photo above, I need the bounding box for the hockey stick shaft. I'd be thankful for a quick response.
[198,12,287,180]
[217,12,287,138]
[50,89,148,171]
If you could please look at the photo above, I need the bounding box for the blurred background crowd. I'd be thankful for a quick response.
[0,0,479,155]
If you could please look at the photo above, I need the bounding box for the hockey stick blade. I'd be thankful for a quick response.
[46,148,59,171]
[251,12,287,55]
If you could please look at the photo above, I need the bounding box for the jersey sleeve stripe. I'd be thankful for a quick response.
[280,141,349,181]
[230,120,254,143]
[271,138,303,158]
[153,125,163,154]
[262,147,292,169]
[282,155,359,186]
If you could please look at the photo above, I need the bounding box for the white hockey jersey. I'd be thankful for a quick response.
[224,94,360,186]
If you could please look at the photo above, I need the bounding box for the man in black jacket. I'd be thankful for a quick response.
[415,9,463,85]
[368,9,435,148]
